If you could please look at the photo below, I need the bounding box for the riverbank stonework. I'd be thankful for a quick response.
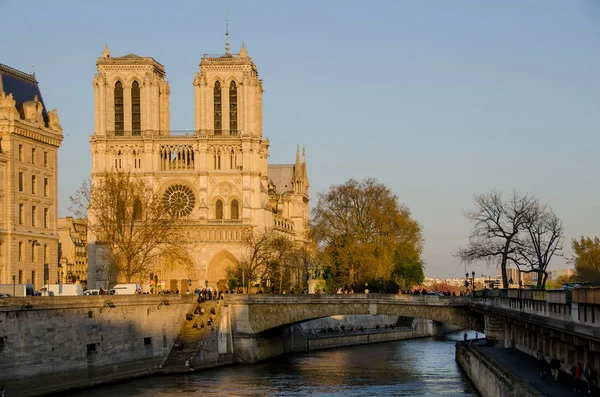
[0,295,450,396]
[455,342,543,397]
[0,295,196,396]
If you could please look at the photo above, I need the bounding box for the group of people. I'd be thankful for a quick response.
[186,302,217,332]
[537,351,597,394]
[570,361,597,394]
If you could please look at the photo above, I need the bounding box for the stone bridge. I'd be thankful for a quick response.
[221,294,485,362]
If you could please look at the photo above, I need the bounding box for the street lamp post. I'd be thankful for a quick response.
[12,275,16,296]
[471,271,475,293]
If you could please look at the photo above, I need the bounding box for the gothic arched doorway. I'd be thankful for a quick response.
[153,247,198,293]
[207,250,238,290]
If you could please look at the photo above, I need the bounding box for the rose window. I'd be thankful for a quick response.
[163,184,196,218]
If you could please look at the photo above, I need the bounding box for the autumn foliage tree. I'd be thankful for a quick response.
[311,178,424,292]
[70,170,181,283]
[571,236,600,285]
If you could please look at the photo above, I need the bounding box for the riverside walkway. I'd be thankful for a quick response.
[482,346,597,397]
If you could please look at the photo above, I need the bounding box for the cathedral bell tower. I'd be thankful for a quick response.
[193,42,263,136]
[93,45,170,136]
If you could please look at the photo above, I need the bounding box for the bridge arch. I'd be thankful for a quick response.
[226,295,484,335]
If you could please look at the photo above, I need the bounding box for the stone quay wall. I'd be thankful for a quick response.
[455,342,543,397]
[291,318,442,353]
[0,295,196,396]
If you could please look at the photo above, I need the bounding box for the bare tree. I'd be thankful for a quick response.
[457,191,536,288]
[70,170,181,283]
[514,204,564,288]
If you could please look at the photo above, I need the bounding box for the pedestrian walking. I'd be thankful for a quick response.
[572,362,583,393]
[550,355,561,382]
[463,332,468,342]
[584,362,596,394]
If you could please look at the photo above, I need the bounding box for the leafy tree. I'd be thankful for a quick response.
[458,191,536,288]
[311,178,424,291]
[70,170,181,283]
[571,236,600,285]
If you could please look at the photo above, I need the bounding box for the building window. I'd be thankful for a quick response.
[44,208,49,228]
[18,145,23,161]
[31,148,36,165]
[18,172,23,191]
[32,206,37,227]
[231,199,239,220]
[44,178,48,197]
[44,244,48,263]
[44,152,48,167]
[229,81,237,133]
[32,175,37,194]
[18,270,23,284]
[18,242,23,261]
[214,81,222,134]
[19,203,24,224]
[31,241,36,262]
[32,271,37,288]
[216,200,223,220]
[114,81,124,133]
[132,81,141,134]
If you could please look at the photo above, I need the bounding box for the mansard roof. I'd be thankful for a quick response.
[268,164,296,195]
[0,63,48,126]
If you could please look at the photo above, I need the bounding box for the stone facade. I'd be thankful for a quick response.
[57,217,88,286]
[88,43,309,290]
[0,64,63,288]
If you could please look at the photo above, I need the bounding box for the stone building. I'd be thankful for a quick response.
[57,217,88,287]
[88,41,309,291]
[0,63,64,288]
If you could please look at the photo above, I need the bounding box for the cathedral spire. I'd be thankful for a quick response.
[102,43,111,59]
[239,42,248,57]
[225,13,230,55]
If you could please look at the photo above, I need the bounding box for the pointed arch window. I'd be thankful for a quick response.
[229,81,237,133]
[214,81,222,135]
[114,81,124,134]
[131,81,141,135]
[216,200,223,220]
[230,199,239,220]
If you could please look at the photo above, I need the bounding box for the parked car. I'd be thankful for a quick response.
[0,293,11,298]
[84,289,100,296]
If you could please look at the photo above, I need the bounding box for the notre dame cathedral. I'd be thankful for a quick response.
[87,39,309,291]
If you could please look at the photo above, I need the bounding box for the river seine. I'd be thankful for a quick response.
[67,331,480,396]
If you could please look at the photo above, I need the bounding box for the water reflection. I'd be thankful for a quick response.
[66,331,480,397]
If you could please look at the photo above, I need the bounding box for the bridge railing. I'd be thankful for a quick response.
[222,293,470,306]
[471,288,600,328]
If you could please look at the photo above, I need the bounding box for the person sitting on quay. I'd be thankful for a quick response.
[185,313,194,321]
[192,322,199,330]
[199,320,205,329]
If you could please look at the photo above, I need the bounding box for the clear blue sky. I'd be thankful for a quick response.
[2,0,599,278]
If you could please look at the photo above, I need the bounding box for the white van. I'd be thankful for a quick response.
[41,284,84,296]
[108,284,142,295]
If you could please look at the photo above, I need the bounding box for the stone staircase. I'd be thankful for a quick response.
[161,300,222,372]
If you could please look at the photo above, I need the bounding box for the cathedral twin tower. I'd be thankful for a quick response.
[88,42,309,290]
